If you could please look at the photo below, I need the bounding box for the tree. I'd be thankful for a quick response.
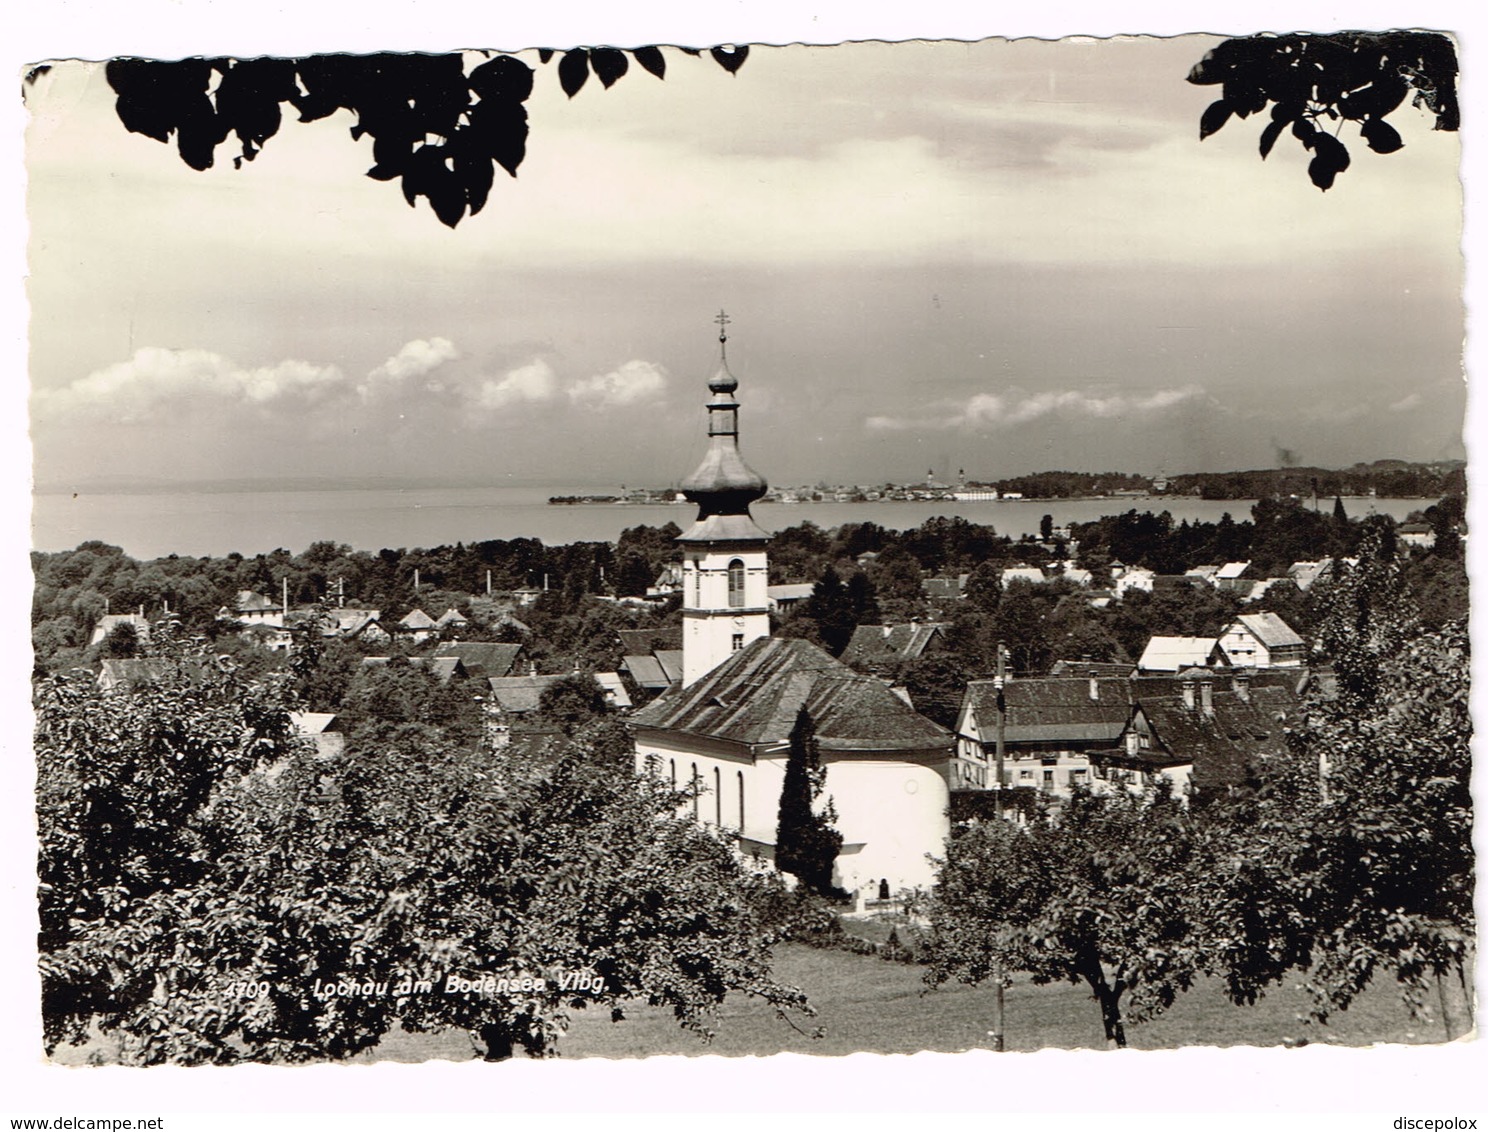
[925,784,1203,1048]
[102,46,748,229]
[1197,619,1473,1039]
[535,672,609,736]
[774,709,843,900]
[919,817,1055,1048]
[99,620,141,658]
[1190,32,1458,191]
[36,661,811,1064]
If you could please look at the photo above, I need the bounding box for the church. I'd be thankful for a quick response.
[629,315,955,894]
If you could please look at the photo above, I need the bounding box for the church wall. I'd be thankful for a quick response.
[633,730,951,896]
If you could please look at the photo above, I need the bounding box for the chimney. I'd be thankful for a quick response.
[1181,679,1196,711]
[1088,671,1100,702]
[1233,672,1251,703]
[1200,678,1214,717]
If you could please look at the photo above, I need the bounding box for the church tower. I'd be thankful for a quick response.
[677,311,772,686]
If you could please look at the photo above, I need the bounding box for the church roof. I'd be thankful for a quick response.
[629,636,951,753]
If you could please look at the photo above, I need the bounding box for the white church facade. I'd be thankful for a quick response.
[629,314,955,894]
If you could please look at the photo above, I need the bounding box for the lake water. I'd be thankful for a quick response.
[29,486,1429,560]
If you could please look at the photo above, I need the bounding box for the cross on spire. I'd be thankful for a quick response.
[715,309,731,344]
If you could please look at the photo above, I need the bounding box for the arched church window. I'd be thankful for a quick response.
[691,764,700,817]
[727,558,745,608]
[714,767,722,825]
[668,759,675,786]
[738,771,745,831]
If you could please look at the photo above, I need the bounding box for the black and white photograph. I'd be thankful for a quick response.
[8,1,1482,1123]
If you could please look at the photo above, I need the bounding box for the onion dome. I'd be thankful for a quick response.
[678,311,770,541]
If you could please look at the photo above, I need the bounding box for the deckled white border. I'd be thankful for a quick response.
[6,1,1483,1122]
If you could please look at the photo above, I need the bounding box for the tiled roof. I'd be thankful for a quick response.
[1137,636,1222,672]
[98,657,209,692]
[89,613,152,647]
[617,627,684,653]
[1049,660,1134,678]
[624,655,669,689]
[767,583,815,603]
[433,642,523,679]
[1138,685,1297,790]
[399,608,437,629]
[434,607,469,627]
[921,577,964,599]
[655,650,685,685]
[488,673,569,714]
[233,590,279,612]
[962,677,1132,745]
[630,637,951,752]
[1235,612,1304,649]
[595,671,633,709]
[838,623,947,667]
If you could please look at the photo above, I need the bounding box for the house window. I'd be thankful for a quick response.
[732,633,744,651]
[1071,768,1088,784]
[1042,769,1055,790]
[727,559,746,608]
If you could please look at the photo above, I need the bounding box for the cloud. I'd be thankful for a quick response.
[473,359,560,411]
[32,347,346,423]
[866,385,1207,432]
[359,337,459,399]
[567,360,669,408]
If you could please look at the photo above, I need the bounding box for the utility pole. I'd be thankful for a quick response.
[992,640,1008,1053]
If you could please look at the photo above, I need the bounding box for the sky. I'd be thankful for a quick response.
[23,27,1466,493]
[6,2,1487,1122]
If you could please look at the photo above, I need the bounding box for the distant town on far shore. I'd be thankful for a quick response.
[548,458,1467,506]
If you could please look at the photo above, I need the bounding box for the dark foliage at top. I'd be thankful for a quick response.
[105,45,747,228]
[1190,31,1458,191]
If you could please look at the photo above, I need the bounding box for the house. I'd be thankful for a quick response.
[1287,558,1334,592]
[432,641,524,680]
[921,576,967,601]
[1136,636,1227,673]
[838,622,948,671]
[1099,671,1298,796]
[1214,561,1253,592]
[397,608,438,644]
[218,590,284,627]
[649,563,685,597]
[1048,659,1133,678]
[1112,565,1156,598]
[289,711,345,758]
[766,583,815,613]
[955,675,1133,797]
[594,671,633,710]
[89,612,151,648]
[620,650,684,691]
[1000,566,1047,587]
[1185,564,1221,586]
[98,657,210,694]
[359,655,469,683]
[433,607,470,633]
[1397,521,1437,549]
[1218,612,1306,668]
[632,636,955,891]
[616,627,684,655]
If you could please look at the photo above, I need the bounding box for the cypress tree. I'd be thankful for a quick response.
[775,708,844,899]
